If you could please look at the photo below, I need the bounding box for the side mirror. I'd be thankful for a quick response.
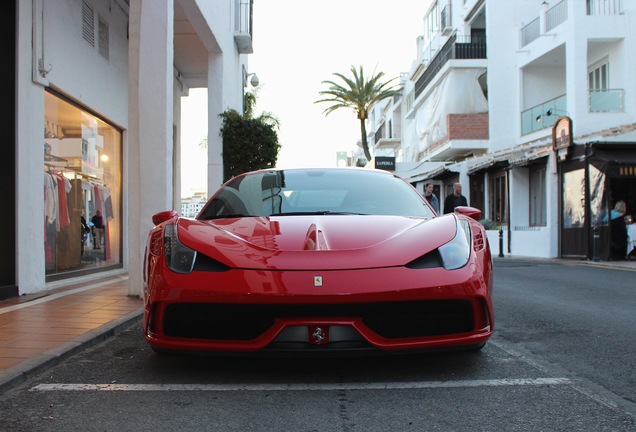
[152,210,178,226]
[454,206,482,221]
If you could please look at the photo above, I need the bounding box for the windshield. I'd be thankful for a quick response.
[198,169,435,220]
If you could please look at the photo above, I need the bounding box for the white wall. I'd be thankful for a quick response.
[40,0,129,127]
[485,0,520,153]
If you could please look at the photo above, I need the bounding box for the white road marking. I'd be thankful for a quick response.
[30,378,571,392]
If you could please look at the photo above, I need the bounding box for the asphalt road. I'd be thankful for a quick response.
[1,258,635,431]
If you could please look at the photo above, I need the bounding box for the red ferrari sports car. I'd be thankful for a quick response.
[143,168,493,354]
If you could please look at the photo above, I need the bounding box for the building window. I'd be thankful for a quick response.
[588,60,609,90]
[529,165,547,226]
[422,1,440,47]
[44,90,122,280]
[489,171,507,225]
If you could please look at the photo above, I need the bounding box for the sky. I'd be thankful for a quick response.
[180,0,432,197]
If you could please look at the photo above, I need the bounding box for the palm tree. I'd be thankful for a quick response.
[316,65,402,162]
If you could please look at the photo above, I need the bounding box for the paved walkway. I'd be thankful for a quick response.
[0,257,634,394]
[0,273,142,394]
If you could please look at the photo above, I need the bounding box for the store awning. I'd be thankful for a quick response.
[467,142,552,174]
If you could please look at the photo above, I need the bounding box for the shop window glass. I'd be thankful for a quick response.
[588,164,607,226]
[44,90,122,278]
[562,169,585,228]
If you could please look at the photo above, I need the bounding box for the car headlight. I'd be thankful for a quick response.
[438,218,471,270]
[164,224,197,274]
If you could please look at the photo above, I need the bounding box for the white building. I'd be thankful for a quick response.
[181,193,207,218]
[370,0,636,261]
[4,0,254,300]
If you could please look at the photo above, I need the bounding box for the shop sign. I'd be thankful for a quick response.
[552,117,572,161]
[613,165,636,178]
[375,156,395,171]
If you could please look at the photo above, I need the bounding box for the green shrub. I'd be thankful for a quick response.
[220,109,281,182]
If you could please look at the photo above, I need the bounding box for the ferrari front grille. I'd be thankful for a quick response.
[162,300,474,341]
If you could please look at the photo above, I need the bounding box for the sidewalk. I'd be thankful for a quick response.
[0,273,143,394]
[1,258,634,394]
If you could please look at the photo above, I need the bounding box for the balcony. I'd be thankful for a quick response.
[418,113,489,162]
[520,0,567,48]
[413,34,487,100]
[521,0,623,49]
[521,95,567,135]
[234,0,253,53]
[373,123,401,151]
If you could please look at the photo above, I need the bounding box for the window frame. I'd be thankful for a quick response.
[489,171,508,225]
[529,164,547,227]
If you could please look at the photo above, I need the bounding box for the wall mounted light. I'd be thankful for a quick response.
[536,108,570,122]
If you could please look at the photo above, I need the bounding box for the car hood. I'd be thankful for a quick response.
[176,215,458,271]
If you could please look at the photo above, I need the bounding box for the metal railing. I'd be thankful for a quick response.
[520,1,567,47]
[546,0,567,32]
[521,17,540,47]
[587,0,622,15]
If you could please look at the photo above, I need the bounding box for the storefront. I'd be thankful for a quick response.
[559,142,636,260]
[44,90,122,281]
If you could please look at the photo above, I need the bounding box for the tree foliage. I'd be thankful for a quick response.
[315,65,402,162]
[220,108,280,182]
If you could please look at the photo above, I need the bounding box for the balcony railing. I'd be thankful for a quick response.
[413,34,487,100]
[589,89,624,112]
[520,0,567,48]
[587,0,623,15]
[521,94,567,135]
[546,0,567,32]
[521,18,540,46]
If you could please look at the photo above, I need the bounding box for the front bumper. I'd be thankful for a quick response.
[144,263,493,353]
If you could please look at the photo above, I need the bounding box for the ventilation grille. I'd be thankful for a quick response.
[98,15,109,60]
[82,0,95,47]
